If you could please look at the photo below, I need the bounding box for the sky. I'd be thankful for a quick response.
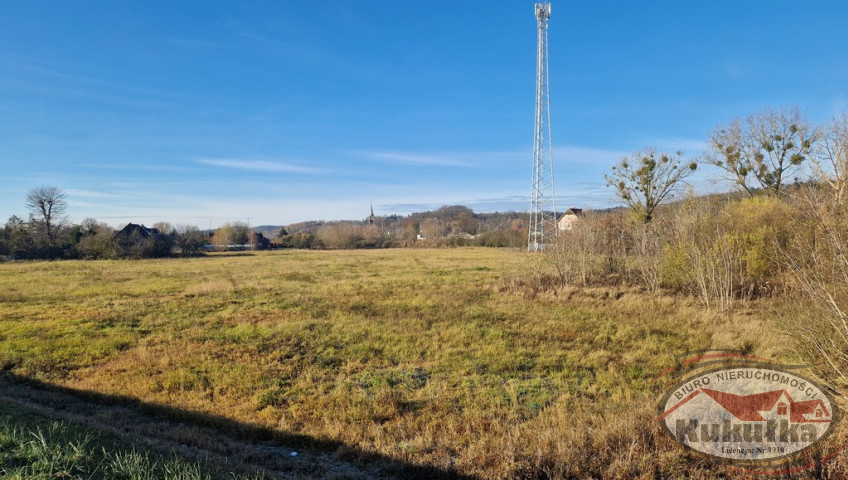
[1,1,847,227]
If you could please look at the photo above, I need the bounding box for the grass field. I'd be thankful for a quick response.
[0,248,841,478]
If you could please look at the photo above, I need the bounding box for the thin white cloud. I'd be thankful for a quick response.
[554,145,627,166]
[66,188,115,199]
[357,151,480,167]
[195,158,321,174]
[356,146,630,170]
[83,163,194,173]
[12,143,644,227]
[640,137,708,153]
[554,142,706,167]
[355,150,528,168]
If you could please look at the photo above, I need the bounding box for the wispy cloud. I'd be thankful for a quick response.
[66,189,115,199]
[81,163,195,173]
[354,145,629,173]
[0,54,194,108]
[357,151,478,167]
[554,145,627,166]
[555,142,706,166]
[195,158,322,174]
[355,150,524,168]
[640,137,707,153]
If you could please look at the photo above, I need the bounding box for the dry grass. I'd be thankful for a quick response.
[0,248,843,478]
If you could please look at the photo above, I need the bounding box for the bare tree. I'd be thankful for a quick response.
[231,221,252,246]
[419,218,444,245]
[705,106,815,197]
[25,186,67,247]
[153,221,174,235]
[703,119,755,196]
[80,217,100,236]
[605,148,697,223]
[809,112,848,203]
[316,222,362,249]
[174,224,205,255]
[544,211,597,286]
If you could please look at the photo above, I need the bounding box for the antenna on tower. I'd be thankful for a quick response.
[528,2,557,252]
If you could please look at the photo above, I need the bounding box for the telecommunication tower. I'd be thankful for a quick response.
[528,2,557,251]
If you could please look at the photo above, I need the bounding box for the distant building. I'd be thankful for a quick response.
[557,208,583,231]
[114,223,159,240]
[114,223,170,258]
[369,203,375,226]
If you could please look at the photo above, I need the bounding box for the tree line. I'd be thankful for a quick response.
[0,192,207,260]
[276,205,528,250]
[0,192,529,259]
[0,189,280,260]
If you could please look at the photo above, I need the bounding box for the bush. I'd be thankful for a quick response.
[116,230,173,259]
[654,195,792,308]
[783,187,848,384]
[175,225,206,256]
[659,242,691,291]
[544,212,600,286]
[76,230,119,259]
[278,232,321,249]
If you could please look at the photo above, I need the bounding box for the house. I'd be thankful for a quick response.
[557,208,583,231]
[113,223,170,258]
[114,223,160,240]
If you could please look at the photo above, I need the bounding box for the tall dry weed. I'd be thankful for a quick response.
[783,187,848,386]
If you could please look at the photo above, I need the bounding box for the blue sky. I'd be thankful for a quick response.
[1,1,847,227]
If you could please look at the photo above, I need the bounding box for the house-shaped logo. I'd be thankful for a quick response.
[656,366,838,464]
[700,388,831,424]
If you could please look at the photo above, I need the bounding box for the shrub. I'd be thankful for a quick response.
[783,187,848,384]
[656,195,791,308]
[659,242,691,291]
[76,230,120,259]
[544,212,600,286]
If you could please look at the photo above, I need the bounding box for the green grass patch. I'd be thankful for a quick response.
[0,400,259,480]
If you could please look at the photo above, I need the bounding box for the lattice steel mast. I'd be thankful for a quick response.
[528,2,557,252]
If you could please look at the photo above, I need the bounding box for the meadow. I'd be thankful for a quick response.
[0,248,843,479]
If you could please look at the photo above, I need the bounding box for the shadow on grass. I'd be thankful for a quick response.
[0,372,475,480]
